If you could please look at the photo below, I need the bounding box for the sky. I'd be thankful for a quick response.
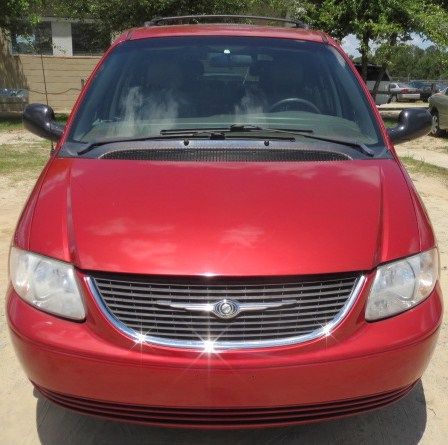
[341,33,433,57]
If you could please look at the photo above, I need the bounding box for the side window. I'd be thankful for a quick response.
[11,22,53,55]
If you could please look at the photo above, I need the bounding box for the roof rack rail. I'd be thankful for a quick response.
[145,15,308,29]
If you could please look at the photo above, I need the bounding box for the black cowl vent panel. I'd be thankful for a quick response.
[101,148,351,162]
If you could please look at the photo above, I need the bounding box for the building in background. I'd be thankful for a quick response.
[9,17,110,56]
[1,18,110,114]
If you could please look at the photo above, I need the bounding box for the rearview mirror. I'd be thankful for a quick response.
[387,108,431,144]
[209,54,253,67]
[23,103,64,142]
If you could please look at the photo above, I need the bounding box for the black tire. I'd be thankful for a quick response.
[430,110,446,137]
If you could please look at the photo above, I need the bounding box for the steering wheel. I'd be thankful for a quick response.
[269,97,321,114]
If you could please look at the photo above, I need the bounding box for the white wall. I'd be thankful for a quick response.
[51,20,73,56]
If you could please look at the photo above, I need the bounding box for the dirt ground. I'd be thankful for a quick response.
[0,131,447,445]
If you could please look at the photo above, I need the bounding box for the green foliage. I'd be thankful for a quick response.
[373,44,448,79]
[0,0,43,35]
[286,0,448,45]
[4,0,447,85]
[57,0,262,35]
[281,0,448,81]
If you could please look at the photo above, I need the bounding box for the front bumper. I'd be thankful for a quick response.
[6,281,442,428]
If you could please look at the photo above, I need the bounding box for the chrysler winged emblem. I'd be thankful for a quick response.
[156,298,296,320]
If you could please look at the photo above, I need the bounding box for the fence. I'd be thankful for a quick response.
[18,54,100,112]
[1,33,100,114]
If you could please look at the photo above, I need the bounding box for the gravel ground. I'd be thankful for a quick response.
[0,132,447,445]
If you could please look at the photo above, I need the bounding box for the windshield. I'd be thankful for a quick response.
[67,36,384,149]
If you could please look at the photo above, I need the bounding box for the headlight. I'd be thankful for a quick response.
[366,248,438,321]
[9,247,85,320]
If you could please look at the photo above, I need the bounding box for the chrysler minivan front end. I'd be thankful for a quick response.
[6,17,442,429]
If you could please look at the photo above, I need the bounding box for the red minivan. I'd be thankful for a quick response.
[7,16,442,429]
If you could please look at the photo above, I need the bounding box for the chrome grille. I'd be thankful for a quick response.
[90,273,362,349]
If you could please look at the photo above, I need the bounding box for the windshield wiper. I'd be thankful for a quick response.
[229,125,375,157]
[229,124,314,134]
[77,126,288,155]
[75,132,226,156]
[282,132,376,157]
[160,124,312,140]
[76,135,171,155]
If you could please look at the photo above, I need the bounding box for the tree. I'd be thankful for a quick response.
[56,0,262,36]
[372,43,448,79]
[0,0,43,36]
[280,0,448,94]
[374,44,424,79]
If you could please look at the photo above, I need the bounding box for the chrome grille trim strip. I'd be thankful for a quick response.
[93,280,356,294]
[86,275,365,351]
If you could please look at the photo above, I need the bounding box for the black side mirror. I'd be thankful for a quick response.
[387,108,431,144]
[22,103,64,142]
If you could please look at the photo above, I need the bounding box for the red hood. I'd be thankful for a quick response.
[25,158,420,276]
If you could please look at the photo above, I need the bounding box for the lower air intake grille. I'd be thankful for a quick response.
[36,384,414,428]
[89,273,362,349]
[101,148,350,162]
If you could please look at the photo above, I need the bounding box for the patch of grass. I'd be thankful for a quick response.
[401,156,448,181]
[381,117,397,128]
[55,113,69,124]
[0,143,50,176]
[0,117,23,132]
[437,137,448,153]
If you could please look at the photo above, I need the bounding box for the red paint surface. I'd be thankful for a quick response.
[22,158,421,276]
